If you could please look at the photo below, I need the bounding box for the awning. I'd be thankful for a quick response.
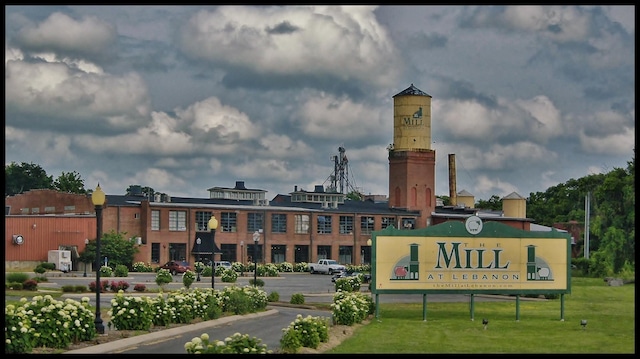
[191,231,221,255]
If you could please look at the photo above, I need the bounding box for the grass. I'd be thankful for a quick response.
[327,277,634,353]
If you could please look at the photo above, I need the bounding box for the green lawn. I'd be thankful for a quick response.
[328,277,635,353]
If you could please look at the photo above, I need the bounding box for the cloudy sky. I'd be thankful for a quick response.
[5,5,635,202]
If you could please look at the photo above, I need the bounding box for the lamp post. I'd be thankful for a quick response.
[83,239,89,277]
[252,231,260,286]
[208,215,218,289]
[196,237,201,282]
[367,238,372,265]
[240,241,244,277]
[91,183,106,335]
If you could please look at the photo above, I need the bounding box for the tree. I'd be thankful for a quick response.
[5,162,54,196]
[475,195,502,211]
[81,230,140,270]
[54,171,87,194]
[346,190,363,201]
[526,151,635,276]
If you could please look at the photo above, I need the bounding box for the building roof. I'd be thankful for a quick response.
[190,231,221,255]
[103,193,421,216]
[393,83,431,98]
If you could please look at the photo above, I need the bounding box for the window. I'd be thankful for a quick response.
[134,213,140,219]
[339,245,353,264]
[151,243,160,263]
[195,211,213,231]
[247,212,263,232]
[382,217,395,229]
[317,245,331,259]
[317,215,332,234]
[295,214,309,234]
[361,216,374,234]
[169,210,187,231]
[221,212,237,232]
[339,215,354,234]
[401,218,415,229]
[271,213,287,233]
[151,210,160,231]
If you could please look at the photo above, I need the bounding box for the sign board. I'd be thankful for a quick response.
[371,219,571,296]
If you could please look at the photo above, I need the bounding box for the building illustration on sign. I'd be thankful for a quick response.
[526,244,553,281]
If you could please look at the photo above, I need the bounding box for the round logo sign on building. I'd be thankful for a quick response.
[465,216,483,235]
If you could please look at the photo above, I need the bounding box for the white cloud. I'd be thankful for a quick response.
[15,12,117,57]
[178,6,401,87]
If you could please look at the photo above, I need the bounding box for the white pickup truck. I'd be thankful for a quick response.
[308,259,346,274]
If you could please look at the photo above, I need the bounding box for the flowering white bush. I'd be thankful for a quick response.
[184,332,272,354]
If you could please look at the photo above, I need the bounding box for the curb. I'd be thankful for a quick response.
[64,309,279,354]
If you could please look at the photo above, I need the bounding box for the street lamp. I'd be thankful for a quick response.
[252,231,260,286]
[91,183,106,335]
[208,215,218,289]
[196,237,201,282]
[83,239,89,277]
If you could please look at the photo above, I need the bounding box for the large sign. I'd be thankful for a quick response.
[371,219,571,295]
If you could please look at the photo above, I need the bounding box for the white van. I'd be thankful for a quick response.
[214,261,232,269]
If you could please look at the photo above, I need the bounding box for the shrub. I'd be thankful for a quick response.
[294,262,308,272]
[220,268,238,283]
[33,265,46,275]
[6,272,30,283]
[225,290,254,315]
[267,291,280,302]
[110,280,130,292]
[335,275,362,292]
[22,279,38,291]
[182,270,196,289]
[114,264,129,277]
[33,276,48,283]
[184,332,272,354]
[277,262,294,273]
[11,295,96,351]
[41,262,56,271]
[290,293,305,305]
[133,283,146,292]
[99,265,113,277]
[331,290,374,326]
[7,282,23,290]
[61,285,76,293]
[261,263,280,277]
[231,261,245,273]
[280,314,330,353]
[88,280,110,292]
[132,261,154,272]
[107,291,153,331]
[249,278,265,287]
[74,285,87,293]
[201,266,213,277]
[155,268,173,288]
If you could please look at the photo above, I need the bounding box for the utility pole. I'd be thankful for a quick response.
[584,192,590,259]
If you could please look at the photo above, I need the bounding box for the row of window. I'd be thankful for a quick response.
[150,210,401,235]
[152,242,372,265]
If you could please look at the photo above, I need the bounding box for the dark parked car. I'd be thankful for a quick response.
[331,271,371,283]
[160,260,191,275]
